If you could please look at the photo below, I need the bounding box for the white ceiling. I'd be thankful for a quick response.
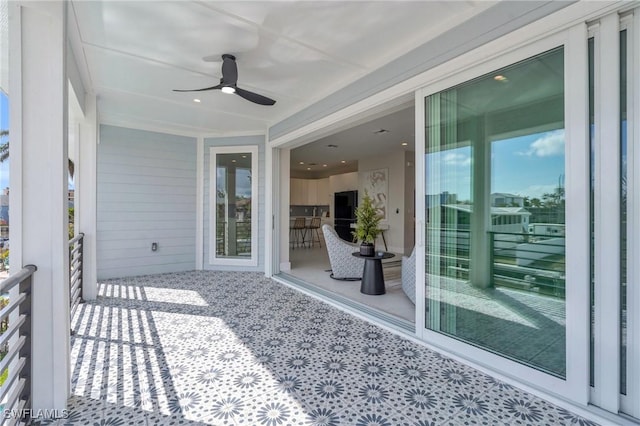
[290,104,415,178]
[68,1,497,136]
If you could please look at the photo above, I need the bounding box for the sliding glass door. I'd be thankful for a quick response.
[425,47,567,374]
[416,29,590,402]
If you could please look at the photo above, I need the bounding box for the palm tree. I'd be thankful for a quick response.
[0,129,74,177]
[0,130,8,163]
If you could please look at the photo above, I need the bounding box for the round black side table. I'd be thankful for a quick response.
[352,252,395,295]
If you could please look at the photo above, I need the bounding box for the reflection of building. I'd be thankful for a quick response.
[429,204,531,234]
[491,192,524,207]
[0,187,8,224]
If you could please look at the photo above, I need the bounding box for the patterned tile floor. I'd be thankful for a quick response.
[47,271,598,425]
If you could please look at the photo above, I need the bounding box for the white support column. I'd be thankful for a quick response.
[196,137,204,270]
[279,149,290,271]
[264,137,274,277]
[9,1,70,410]
[77,95,97,300]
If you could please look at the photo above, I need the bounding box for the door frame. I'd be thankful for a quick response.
[414,26,590,404]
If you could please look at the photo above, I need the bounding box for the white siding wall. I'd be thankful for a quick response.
[203,135,265,272]
[97,125,197,279]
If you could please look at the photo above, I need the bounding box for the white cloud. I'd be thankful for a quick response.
[520,130,564,157]
[443,152,471,167]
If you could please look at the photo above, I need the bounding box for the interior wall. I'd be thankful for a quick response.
[358,150,409,254]
[97,125,197,279]
[203,135,265,272]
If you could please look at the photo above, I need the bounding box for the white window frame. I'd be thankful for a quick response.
[415,26,591,404]
[620,9,640,418]
[209,145,259,267]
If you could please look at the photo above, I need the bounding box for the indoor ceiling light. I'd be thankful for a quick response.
[493,75,508,82]
[401,142,408,146]
[231,159,236,163]
[341,160,346,164]
[193,98,201,103]
[241,155,247,158]
[221,86,236,94]
[323,164,327,167]
[307,167,311,170]
[299,161,304,165]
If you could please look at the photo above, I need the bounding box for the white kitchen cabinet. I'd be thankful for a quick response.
[290,178,305,205]
[290,178,331,205]
[316,178,330,205]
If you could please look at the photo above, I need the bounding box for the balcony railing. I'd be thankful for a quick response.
[490,231,565,297]
[69,233,84,321]
[215,221,251,256]
[425,228,565,297]
[0,265,37,425]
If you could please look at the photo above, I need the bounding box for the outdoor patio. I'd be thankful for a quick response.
[53,271,596,425]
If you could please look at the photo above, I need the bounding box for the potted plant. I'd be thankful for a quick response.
[352,190,382,256]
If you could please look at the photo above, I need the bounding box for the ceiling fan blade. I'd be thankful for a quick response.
[173,84,222,92]
[235,87,276,106]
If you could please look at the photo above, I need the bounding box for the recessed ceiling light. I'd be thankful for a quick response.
[307,167,311,170]
[231,159,236,163]
[494,75,508,82]
[241,155,247,158]
[401,142,408,146]
[193,98,201,103]
[299,161,304,165]
[341,160,346,164]
[323,164,327,167]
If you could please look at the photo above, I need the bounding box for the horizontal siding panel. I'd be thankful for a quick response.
[97,211,195,223]
[99,153,195,169]
[97,220,195,231]
[98,192,196,205]
[97,125,197,279]
[98,184,197,196]
[97,229,195,241]
[98,237,194,251]
[98,164,195,179]
[98,246,194,260]
[98,205,195,215]
[97,174,195,187]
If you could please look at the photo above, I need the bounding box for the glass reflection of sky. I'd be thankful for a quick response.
[426,129,565,202]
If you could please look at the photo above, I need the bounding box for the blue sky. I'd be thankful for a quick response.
[427,129,565,201]
[0,91,8,190]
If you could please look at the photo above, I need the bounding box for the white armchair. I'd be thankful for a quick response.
[322,224,364,280]
[401,248,416,304]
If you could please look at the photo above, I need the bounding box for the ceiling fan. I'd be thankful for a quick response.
[173,54,276,106]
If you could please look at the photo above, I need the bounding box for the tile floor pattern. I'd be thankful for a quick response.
[44,271,597,425]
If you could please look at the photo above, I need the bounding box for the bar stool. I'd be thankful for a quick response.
[305,217,322,248]
[290,217,307,249]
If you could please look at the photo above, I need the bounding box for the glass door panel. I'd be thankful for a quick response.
[210,146,258,266]
[424,47,567,377]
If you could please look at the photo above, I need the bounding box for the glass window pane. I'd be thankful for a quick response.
[425,47,566,377]
[215,153,252,259]
[620,29,627,396]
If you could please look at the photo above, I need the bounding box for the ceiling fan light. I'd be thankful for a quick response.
[221,86,236,94]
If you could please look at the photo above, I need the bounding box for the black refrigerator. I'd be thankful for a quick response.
[334,190,358,242]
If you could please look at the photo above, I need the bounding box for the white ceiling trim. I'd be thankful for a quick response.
[100,112,267,139]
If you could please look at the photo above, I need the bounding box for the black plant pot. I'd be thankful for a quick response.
[360,242,375,257]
